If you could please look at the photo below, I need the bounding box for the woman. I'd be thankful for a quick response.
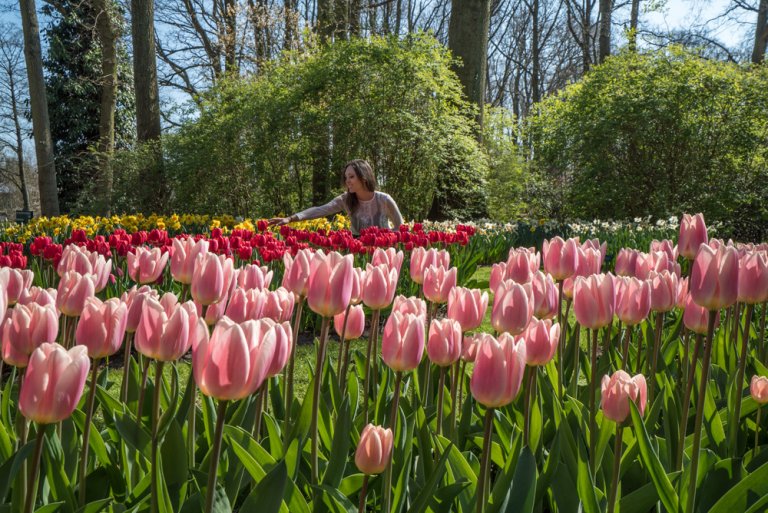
[269,160,404,236]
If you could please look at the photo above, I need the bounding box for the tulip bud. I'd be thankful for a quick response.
[355,424,393,475]
[307,251,354,317]
[690,244,739,311]
[738,251,768,304]
[171,237,209,284]
[447,287,489,332]
[751,375,768,405]
[573,273,615,329]
[1,303,59,368]
[683,295,719,335]
[75,297,128,359]
[361,263,399,310]
[423,265,457,304]
[679,213,708,260]
[427,318,463,367]
[601,370,647,423]
[614,277,651,326]
[491,280,533,335]
[470,333,526,408]
[334,305,365,340]
[543,237,578,281]
[381,312,425,372]
[57,271,96,317]
[522,318,560,366]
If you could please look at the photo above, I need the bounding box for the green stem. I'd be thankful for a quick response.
[23,425,46,513]
[187,374,197,473]
[589,328,599,474]
[336,303,352,386]
[253,383,266,440]
[151,361,165,513]
[476,407,494,513]
[204,400,229,513]
[754,406,762,460]
[285,297,304,441]
[121,332,134,404]
[15,368,27,509]
[569,323,581,396]
[685,310,718,513]
[556,280,564,399]
[648,311,664,405]
[759,302,766,365]
[676,333,703,471]
[524,366,537,447]
[311,316,331,487]
[358,474,369,513]
[607,426,624,513]
[136,357,152,427]
[730,303,755,457]
[382,371,403,513]
[363,309,380,426]
[621,324,633,369]
[79,359,100,507]
[436,367,446,437]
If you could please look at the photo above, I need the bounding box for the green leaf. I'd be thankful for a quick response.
[409,446,451,513]
[310,484,357,513]
[576,432,600,513]
[630,401,679,513]
[42,428,77,513]
[240,460,288,513]
[709,460,768,513]
[322,397,351,489]
[506,447,537,513]
[75,498,112,513]
[34,503,65,513]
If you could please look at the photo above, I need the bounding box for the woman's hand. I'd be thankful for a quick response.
[268,216,292,227]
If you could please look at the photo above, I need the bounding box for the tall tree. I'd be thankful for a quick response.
[753,0,768,63]
[0,25,31,210]
[448,0,492,138]
[19,0,59,215]
[598,0,612,62]
[629,0,640,51]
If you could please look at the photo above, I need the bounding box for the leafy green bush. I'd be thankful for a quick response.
[528,47,768,240]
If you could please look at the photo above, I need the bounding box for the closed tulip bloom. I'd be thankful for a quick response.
[683,295,719,335]
[582,239,607,260]
[2,268,34,305]
[648,271,678,312]
[18,287,57,309]
[523,318,560,366]
[127,247,169,285]
[562,247,603,299]
[334,304,365,340]
[193,317,276,400]
[191,253,234,306]
[20,343,90,424]
[135,298,199,361]
[489,262,507,297]
[262,288,295,322]
[382,311,425,372]
[225,288,265,323]
[362,263,399,310]
[531,271,559,320]
[171,237,209,284]
[56,246,111,291]
[355,424,393,475]
[122,286,159,333]
[677,278,689,309]
[573,273,615,329]
[447,287,489,332]
[614,277,651,326]
[392,295,427,317]
[505,248,540,284]
[491,280,533,336]
[615,248,639,277]
[600,370,647,423]
[372,248,404,274]
[237,263,274,290]
[427,318,463,366]
[651,239,678,263]
[461,333,486,362]
[690,244,739,311]
[410,248,450,284]
[650,251,681,278]
[57,271,96,317]
[750,376,768,404]
[738,251,768,304]
[307,251,354,317]
[543,237,579,281]
[679,213,708,260]
[349,267,365,305]
[423,265,457,304]
[264,320,293,377]
[633,252,655,280]
[75,297,128,359]
[282,249,313,298]
[470,333,527,408]
[2,303,59,367]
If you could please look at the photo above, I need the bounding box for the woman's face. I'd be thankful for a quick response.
[345,167,364,193]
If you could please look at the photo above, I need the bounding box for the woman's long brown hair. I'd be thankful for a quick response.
[342,159,377,213]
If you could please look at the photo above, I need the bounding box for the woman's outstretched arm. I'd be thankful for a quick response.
[269,195,346,226]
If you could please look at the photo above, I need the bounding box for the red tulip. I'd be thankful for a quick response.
[423,265,457,304]
[355,424,393,475]
[573,273,615,329]
[470,333,526,407]
[427,318,463,366]
[1,303,59,367]
[491,280,533,335]
[690,244,739,311]
[334,304,365,340]
[678,213,708,260]
[447,287,489,332]
[75,297,128,359]
[307,251,354,317]
[19,343,90,424]
[522,318,560,366]
[600,370,647,423]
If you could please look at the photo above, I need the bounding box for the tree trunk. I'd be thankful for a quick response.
[349,0,361,36]
[317,0,334,41]
[284,0,298,50]
[753,0,768,64]
[448,0,492,140]
[598,0,612,63]
[629,0,640,52]
[530,0,541,103]
[19,0,59,216]
[94,0,118,216]
[8,57,30,210]
[224,0,238,73]
[334,0,349,39]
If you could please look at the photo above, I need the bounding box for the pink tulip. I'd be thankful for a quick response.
[523,318,560,366]
[447,287,489,332]
[489,263,507,296]
[582,239,607,261]
[600,370,647,423]
[355,424,393,475]
[410,248,450,284]
[1,303,59,368]
[57,245,112,292]
[562,247,603,299]
[334,304,365,340]
[135,298,201,361]
[57,271,96,317]
[0,276,8,322]
[614,277,651,326]
[531,271,558,320]
[542,237,579,281]
[650,239,678,263]
[193,317,275,400]
[633,252,655,280]
[2,268,34,305]
[349,267,365,305]
[191,253,234,306]
[237,263,274,290]
[690,244,739,311]
[264,320,293,378]
[615,249,639,277]
[573,273,615,329]
[361,263,398,310]
[750,376,768,404]
[423,265,457,304]
[427,318,463,366]
[170,237,209,284]
[75,298,128,359]
[372,248,404,274]
[738,251,768,304]
[19,342,90,424]
[461,333,485,362]
[491,280,533,335]
[282,248,313,298]
[18,287,57,309]
[392,295,427,317]
[648,270,678,312]
[127,246,169,285]
[679,213,708,260]
[382,311,425,372]
[683,295,719,335]
[224,288,263,323]
[470,333,526,407]
[307,251,354,317]
[122,286,159,333]
[677,278,689,309]
[262,288,296,322]
[505,248,540,284]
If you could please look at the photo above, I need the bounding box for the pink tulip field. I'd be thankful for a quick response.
[1,213,768,512]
